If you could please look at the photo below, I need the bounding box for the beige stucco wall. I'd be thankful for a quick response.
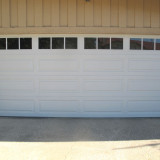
[0,0,160,35]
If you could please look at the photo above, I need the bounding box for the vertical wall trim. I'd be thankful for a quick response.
[18,0,27,27]
[35,0,42,27]
[2,0,10,27]
[60,0,68,26]
[51,0,60,27]
[135,0,143,28]
[151,0,160,28]
[0,0,1,27]
[143,0,151,28]
[119,0,127,28]
[127,0,135,27]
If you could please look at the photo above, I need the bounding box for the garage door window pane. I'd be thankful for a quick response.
[85,38,96,49]
[39,38,50,49]
[156,39,160,50]
[130,38,141,50]
[143,39,154,50]
[0,38,6,50]
[111,38,123,49]
[7,38,19,50]
[20,38,32,49]
[98,38,110,49]
[52,38,64,49]
[65,38,77,49]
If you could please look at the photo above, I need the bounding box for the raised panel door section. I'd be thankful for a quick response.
[0,100,34,112]
[0,80,34,91]
[83,59,124,72]
[39,100,80,112]
[39,80,80,92]
[84,100,123,112]
[128,59,160,72]
[0,60,34,72]
[128,101,160,112]
[128,79,160,91]
[84,80,123,91]
[39,60,80,72]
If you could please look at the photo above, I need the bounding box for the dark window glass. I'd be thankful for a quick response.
[7,38,19,49]
[143,39,154,50]
[39,38,50,49]
[156,39,160,50]
[130,38,141,50]
[20,38,32,49]
[111,38,123,49]
[98,38,110,49]
[0,38,6,50]
[65,38,77,49]
[84,38,96,49]
[52,38,64,49]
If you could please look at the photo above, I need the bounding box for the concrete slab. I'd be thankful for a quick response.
[0,118,159,160]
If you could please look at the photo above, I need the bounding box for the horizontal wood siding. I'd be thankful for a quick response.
[0,0,160,34]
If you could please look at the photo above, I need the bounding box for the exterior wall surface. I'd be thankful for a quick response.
[0,0,160,34]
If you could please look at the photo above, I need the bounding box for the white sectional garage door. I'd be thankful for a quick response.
[0,35,160,117]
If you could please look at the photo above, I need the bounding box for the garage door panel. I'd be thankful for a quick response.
[0,55,34,72]
[37,54,79,58]
[0,60,34,72]
[39,76,80,93]
[128,79,160,91]
[128,59,160,72]
[83,60,124,72]
[83,100,123,112]
[0,80,34,91]
[83,80,123,91]
[39,60,80,72]
[127,92,160,97]
[127,78,160,96]
[0,76,35,96]
[39,100,80,112]
[83,92,125,97]
[128,100,160,112]
[39,81,80,92]
[0,99,35,112]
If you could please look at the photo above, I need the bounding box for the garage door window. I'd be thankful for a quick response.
[65,38,77,49]
[0,38,6,50]
[52,38,64,49]
[7,38,19,50]
[156,39,160,50]
[130,38,142,50]
[98,38,110,49]
[39,37,77,49]
[143,39,154,50]
[20,38,32,49]
[111,38,123,49]
[39,38,50,49]
[84,38,96,49]
[85,38,123,50]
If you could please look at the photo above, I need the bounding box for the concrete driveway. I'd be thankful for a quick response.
[0,118,159,160]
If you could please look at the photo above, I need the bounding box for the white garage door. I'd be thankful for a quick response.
[0,35,160,117]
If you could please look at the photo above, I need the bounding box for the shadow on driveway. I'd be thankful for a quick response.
[0,117,159,142]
